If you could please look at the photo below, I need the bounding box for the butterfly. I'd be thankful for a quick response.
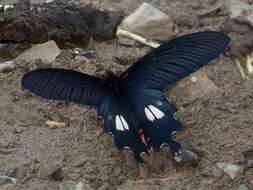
[21,31,230,177]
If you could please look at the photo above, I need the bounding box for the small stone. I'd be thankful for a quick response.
[0,61,15,72]
[225,0,253,27]
[211,166,223,178]
[2,167,18,179]
[0,175,17,185]
[247,160,253,168]
[37,160,64,180]
[216,162,242,179]
[238,184,250,190]
[122,2,175,41]
[170,71,219,102]
[191,76,198,83]
[73,158,87,167]
[15,40,61,63]
[51,168,64,181]
[74,55,90,62]
[191,0,202,9]
[59,181,93,190]
[117,36,136,47]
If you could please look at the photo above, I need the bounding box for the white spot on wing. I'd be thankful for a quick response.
[120,115,129,130]
[115,115,124,131]
[148,105,165,119]
[144,107,155,121]
[157,101,163,106]
[115,115,129,131]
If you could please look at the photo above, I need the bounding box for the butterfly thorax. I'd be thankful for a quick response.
[105,70,119,92]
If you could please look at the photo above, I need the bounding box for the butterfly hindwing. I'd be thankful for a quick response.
[97,93,148,159]
[122,88,183,152]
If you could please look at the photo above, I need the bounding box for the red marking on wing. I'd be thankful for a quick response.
[121,72,128,79]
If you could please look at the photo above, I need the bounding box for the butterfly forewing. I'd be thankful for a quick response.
[120,31,231,90]
[22,68,110,106]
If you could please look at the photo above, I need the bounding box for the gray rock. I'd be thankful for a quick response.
[0,61,15,72]
[211,166,223,178]
[170,71,219,102]
[117,36,136,47]
[1,168,18,179]
[59,181,93,190]
[15,40,61,63]
[216,162,242,179]
[0,175,17,185]
[191,0,202,9]
[238,184,250,190]
[122,2,174,41]
[247,160,253,167]
[225,0,253,27]
[37,159,64,180]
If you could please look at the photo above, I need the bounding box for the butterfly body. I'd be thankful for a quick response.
[21,31,231,177]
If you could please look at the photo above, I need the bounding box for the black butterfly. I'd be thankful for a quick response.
[21,31,230,177]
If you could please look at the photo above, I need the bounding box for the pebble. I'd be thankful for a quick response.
[191,0,202,9]
[15,40,61,63]
[122,2,175,41]
[225,0,253,27]
[191,76,199,83]
[238,184,249,190]
[247,160,253,168]
[59,181,93,190]
[0,175,17,185]
[117,36,136,47]
[170,71,219,102]
[216,162,242,179]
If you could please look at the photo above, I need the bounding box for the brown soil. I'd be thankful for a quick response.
[0,0,253,190]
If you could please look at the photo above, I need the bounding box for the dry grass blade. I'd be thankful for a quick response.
[235,59,246,80]
[116,29,160,48]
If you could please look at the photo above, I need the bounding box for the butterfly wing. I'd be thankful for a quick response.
[121,87,183,153]
[22,68,110,106]
[120,31,231,90]
[119,31,231,153]
[22,69,148,162]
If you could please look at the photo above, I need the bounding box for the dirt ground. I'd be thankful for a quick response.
[0,0,253,190]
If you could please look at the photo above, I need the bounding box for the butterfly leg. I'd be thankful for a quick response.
[138,163,149,179]
[135,152,155,179]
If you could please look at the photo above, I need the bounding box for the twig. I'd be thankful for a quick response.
[235,59,246,80]
[116,29,160,48]
[46,120,65,128]
[246,55,253,74]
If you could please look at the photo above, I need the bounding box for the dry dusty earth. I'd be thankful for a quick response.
[0,0,253,190]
